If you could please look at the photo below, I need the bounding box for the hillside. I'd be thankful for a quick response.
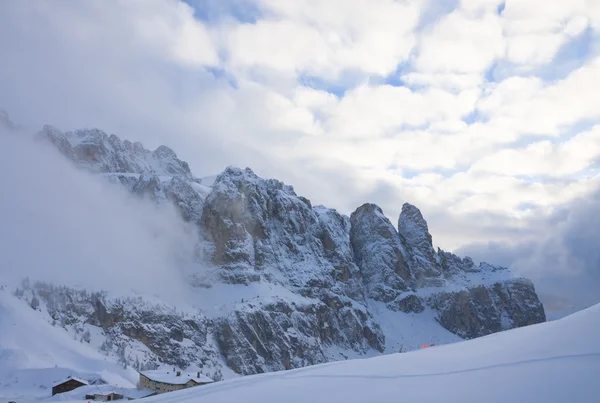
[0,289,136,402]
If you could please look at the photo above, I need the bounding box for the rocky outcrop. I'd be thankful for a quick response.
[215,297,383,375]
[199,167,365,300]
[39,125,193,179]
[428,279,546,339]
[198,168,384,373]
[350,203,411,302]
[26,283,224,379]
[388,294,425,313]
[398,203,441,281]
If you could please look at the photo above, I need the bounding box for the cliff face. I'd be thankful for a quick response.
[34,125,546,377]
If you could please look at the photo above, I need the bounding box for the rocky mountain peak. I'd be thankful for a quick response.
[398,203,440,280]
[398,203,433,249]
[38,125,193,180]
[350,203,411,303]
[34,124,547,379]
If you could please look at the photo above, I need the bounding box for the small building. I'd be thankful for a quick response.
[138,370,214,394]
[52,376,89,396]
[81,385,155,401]
[121,389,157,400]
[85,392,124,401]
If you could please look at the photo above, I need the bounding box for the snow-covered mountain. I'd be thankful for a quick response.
[4,125,547,386]
[0,288,138,402]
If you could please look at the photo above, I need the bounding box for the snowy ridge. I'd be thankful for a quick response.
[41,125,195,180]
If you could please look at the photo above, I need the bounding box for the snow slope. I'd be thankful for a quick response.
[0,290,137,401]
[129,303,599,403]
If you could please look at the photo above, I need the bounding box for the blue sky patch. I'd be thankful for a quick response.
[415,0,459,31]
[535,26,594,83]
[183,0,262,24]
[497,2,506,15]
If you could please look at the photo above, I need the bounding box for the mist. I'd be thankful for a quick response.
[458,189,600,313]
[0,128,200,302]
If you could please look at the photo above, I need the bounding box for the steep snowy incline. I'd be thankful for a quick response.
[0,290,137,400]
[127,304,600,403]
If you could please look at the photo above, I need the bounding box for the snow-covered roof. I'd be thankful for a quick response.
[121,388,156,399]
[52,376,89,387]
[140,370,214,385]
[88,387,155,399]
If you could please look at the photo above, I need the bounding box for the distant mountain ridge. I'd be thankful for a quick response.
[41,125,195,180]
[23,125,546,377]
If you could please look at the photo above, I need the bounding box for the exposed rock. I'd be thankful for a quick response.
[200,167,363,297]
[350,204,411,302]
[29,283,223,378]
[438,248,479,276]
[133,173,167,203]
[428,278,546,339]
[166,176,204,224]
[41,125,75,160]
[313,206,365,301]
[387,294,425,313]
[215,298,384,375]
[36,125,548,379]
[398,203,441,281]
[39,125,193,179]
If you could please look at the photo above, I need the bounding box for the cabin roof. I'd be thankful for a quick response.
[140,370,214,385]
[52,376,89,388]
[73,384,155,399]
[121,388,156,399]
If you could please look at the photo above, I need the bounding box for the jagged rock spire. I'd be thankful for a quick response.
[350,203,411,303]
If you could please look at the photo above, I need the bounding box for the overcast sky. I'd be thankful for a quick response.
[1,0,599,310]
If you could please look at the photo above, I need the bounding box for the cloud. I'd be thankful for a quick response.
[226,0,420,79]
[0,129,198,303]
[0,0,600,309]
[415,8,505,74]
[319,84,480,139]
[476,59,600,135]
[0,110,20,132]
[502,0,590,67]
[471,125,600,177]
[457,187,600,311]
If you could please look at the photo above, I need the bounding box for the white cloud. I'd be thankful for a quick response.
[477,57,600,135]
[401,72,484,92]
[130,0,220,66]
[319,84,479,138]
[1,0,600,307]
[227,0,420,78]
[502,0,590,67]
[415,9,505,74]
[21,0,220,68]
[459,0,505,14]
[471,126,600,177]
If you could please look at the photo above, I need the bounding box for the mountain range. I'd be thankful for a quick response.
[3,125,547,383]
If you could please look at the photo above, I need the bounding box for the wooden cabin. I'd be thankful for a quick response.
[85,392,124,401]
[52,376,88,396]
[138,370,214,394]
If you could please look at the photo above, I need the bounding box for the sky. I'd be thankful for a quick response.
[0,0,599,310]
